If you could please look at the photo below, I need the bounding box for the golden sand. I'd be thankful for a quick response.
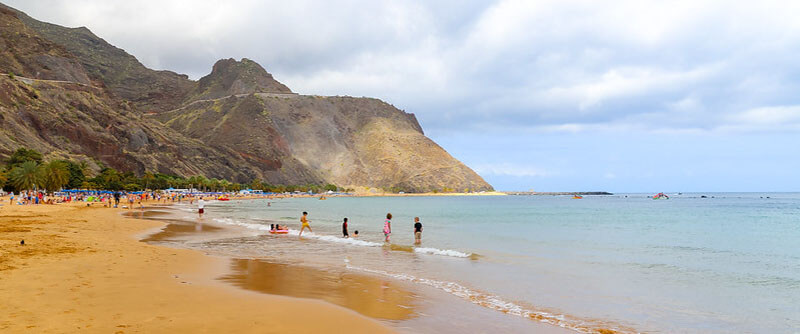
[0,198,393,333]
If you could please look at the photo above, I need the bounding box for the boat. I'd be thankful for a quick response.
[572,195,583,199]
[217,197,230,201]
[269,230,289,234]
[652,193,669,200]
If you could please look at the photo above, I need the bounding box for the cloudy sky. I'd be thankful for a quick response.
[7,0,800,192]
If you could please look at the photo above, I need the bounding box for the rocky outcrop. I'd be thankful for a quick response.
[0,3,493,192]
[187,58,292,102]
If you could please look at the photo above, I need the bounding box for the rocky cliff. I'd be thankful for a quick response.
[0,3,493,192]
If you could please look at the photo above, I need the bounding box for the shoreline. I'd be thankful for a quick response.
[0,198,393,333]
[131,198,582,333]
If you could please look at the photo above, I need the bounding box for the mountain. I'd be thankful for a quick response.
[0,3,493,192]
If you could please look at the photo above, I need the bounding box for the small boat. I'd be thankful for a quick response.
[269,230,289,234]
[572,195,583,199]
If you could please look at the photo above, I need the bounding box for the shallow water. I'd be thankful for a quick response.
[147,193,800,333]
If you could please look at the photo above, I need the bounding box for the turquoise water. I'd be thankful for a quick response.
[168,193,800,333]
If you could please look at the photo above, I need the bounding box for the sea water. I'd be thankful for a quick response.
[158,193,800,333]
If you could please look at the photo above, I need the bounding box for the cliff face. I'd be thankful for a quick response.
[0,3,493,192]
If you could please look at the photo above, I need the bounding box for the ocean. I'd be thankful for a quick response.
[144,193,800,333]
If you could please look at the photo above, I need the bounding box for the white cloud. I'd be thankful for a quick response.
[6,0,800,135]
[473,163,551,177]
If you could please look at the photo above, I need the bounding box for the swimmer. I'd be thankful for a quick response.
[353,230,359,238]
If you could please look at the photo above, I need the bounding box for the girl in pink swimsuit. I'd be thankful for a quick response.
[383,213,392,242]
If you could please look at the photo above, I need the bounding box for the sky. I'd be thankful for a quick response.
[6,0,800,192]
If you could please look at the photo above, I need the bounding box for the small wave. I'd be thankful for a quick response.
[346,264,630,334]
[211,218,474,259]
[302,233,383,247]
[413,247,471,258]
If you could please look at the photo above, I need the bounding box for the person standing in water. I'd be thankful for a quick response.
[299,211,312,236]
[198,197,205,218]
[414,217,423,245]
[342,218,349,238]
[383,213,392,242]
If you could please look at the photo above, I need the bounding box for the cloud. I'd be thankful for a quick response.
[6,0,800,136]
[473,163,551,178]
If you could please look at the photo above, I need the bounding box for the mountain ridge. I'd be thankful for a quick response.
[0,3,493,192]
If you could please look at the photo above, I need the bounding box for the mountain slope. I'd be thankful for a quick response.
[0,3,493,192]
[2,3,194,113]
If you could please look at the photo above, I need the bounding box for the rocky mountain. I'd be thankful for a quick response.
[0,3,492,192]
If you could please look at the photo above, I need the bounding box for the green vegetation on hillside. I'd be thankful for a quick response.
[2,148,343,193]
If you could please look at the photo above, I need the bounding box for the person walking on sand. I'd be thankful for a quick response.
[383,213,392,242]
[299,211,312,236]
[413,217,423,245]
[342,218,349,238]
[198,197,206,218]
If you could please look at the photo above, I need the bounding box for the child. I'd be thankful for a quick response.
[383,213,392,242]
[353,230,359,238]
[198,197,205,217]
[299,211,312,236]
[342,218,349,238]
[414,217,423,245]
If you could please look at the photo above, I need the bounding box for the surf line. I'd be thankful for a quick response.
[213,218,475,259]
[345,264,634,334]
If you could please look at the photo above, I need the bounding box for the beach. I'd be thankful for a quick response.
[4,193,796,333]
[0,197,393,333]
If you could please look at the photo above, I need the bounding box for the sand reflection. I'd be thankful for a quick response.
[219,259,417,320]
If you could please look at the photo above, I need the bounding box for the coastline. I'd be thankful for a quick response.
[0,198,393,333]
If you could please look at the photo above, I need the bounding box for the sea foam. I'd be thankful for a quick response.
[345,264,602,334]
[211,218,472,258]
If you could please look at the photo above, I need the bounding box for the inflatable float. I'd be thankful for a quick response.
[269,230,289,234]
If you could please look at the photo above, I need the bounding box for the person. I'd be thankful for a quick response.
[383,213,392,242]
[342,218,349,238]
[353,230,359,238]
[270,224,275,231]
[414,217,423,245]
[299,211,312,236]
[198,197,206,217]
[128,194,134,209]
[113,192,120,208]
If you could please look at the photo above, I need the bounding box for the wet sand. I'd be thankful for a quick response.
[0,198,393,333]
[220,259,418,320]
[133,205,577,333]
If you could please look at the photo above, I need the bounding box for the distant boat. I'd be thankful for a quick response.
[572,195,583,199]
[652,193,669,200]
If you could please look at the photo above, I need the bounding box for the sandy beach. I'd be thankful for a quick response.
[0,197,393,333]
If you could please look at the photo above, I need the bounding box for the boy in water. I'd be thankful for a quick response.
[299,211,312,236]
[342,218,349,238]
[414,217,423,245]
